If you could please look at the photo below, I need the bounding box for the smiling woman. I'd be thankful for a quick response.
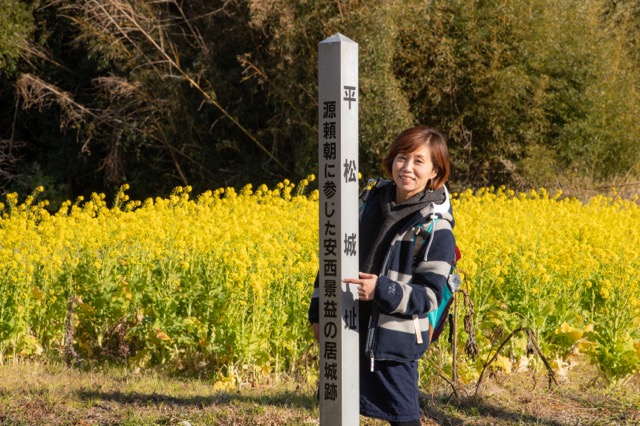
[382,126,451,203]
[309,125,457,426]
[391,146,436,203]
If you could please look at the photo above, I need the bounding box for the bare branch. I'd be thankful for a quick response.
[0,137,26,193]
[473,326,558,399]
[61,0,290,173]
[16,73,97,145]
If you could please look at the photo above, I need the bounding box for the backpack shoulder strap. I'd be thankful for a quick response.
[359,178,389,218]
[412,214,439,260]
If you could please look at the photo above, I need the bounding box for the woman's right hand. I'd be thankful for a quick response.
[311,323,319,341]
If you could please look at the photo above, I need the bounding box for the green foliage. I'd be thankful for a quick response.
[0,0,639,198]
[0,0,34,78]
[394,0,640,187]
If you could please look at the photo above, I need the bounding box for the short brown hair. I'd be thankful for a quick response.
[381,126,450,190]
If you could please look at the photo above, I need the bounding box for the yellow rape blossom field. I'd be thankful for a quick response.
[451,186,640,383]
[0,178,639,387]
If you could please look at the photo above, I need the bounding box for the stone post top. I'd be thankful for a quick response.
[319,33,357,45]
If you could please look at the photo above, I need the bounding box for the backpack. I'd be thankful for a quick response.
[413,218,462,343]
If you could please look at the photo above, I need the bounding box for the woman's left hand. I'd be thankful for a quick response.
[344,272,378,301]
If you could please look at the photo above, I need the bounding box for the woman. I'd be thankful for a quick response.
[309,125,457,426]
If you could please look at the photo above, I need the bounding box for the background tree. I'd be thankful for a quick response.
[394,0,640,189]
[0,0,639,202]
[0,0,34,191]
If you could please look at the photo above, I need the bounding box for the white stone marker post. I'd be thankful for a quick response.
[317,33,359,425]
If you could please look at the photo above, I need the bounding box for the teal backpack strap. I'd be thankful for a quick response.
[412,215,439,259]
[423,216,439,258]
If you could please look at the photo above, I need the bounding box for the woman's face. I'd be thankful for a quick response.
[392,143,438,203]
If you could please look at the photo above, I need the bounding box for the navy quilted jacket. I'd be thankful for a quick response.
[309,181,457,366]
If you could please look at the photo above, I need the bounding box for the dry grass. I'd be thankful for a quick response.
[0,360,638,425]
[423,361,640,425]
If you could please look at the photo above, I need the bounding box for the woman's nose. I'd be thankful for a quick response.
[402,159,413,170]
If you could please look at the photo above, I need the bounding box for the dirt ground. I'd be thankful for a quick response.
[0,360,638,425]
[419,361,640,425]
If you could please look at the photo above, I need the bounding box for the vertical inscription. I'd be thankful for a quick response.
[318,33,359,426]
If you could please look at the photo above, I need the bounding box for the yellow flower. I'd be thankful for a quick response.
[1,179,638,379]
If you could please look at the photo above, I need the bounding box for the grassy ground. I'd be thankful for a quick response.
[0,360,638,425]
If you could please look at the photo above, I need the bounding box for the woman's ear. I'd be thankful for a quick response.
[426,178,433,190]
